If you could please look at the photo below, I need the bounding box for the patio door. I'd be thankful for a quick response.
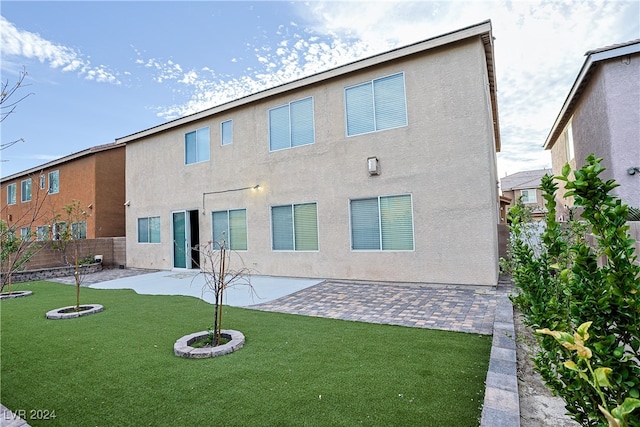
[172,210,200,269]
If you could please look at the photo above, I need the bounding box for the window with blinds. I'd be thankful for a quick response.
[212,209,247,250]
[185,127,210,164]
[138,217,161,243]
[350,194,414,251]
[271,203,318,251]
[269,97,315,151]
[345,72,407,136]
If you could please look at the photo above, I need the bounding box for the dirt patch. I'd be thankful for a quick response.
[515,311,580,427]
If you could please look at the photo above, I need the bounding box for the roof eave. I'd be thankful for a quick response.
[543,41,640,150]
[117,21,500,150]
[1,142,123,183]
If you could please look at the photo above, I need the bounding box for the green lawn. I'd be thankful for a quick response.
[1,281,491,426]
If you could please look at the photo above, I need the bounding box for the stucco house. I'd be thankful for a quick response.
[1,142,126,241]
[544,39,640,214]
[119,21,501,286]
[500,168,552,221]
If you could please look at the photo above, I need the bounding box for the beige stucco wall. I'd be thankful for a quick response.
[550,52,640,212]
[125,37,499,286]
[502,188,547,220]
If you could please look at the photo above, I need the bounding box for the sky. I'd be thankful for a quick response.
[1,1,638,181]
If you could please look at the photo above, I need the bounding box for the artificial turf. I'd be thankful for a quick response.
[1,281,491,426]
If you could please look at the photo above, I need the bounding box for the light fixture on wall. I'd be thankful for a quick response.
[124,200,131,207]
[202,184,262,212]
[627,167,640,175]
[367,156,379,176]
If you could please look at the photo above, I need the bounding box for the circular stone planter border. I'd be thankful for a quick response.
[0,290,33,300]
[174,329,245,359]
[46,304,104,320]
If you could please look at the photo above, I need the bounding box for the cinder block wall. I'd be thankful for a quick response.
[112,237,126,268]
[4,238,124,271]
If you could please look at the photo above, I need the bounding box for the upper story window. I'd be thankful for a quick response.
[345,72,407,136]
[39,174,46,190]
[564,121,575,161]
[212,209,247,250]
[269,97,315,151]
[138,216,161,243]
[271,202,318,251]
[7,183,16,205]
[520,189,537,204]
[21,178,32,202]
[221,120,233,146]
[185,127,210,164]
[350,194,414,251]
[48,170,59,194]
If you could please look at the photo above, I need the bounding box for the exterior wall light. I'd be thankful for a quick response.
[367,156,379,176]
[627,167,640,175]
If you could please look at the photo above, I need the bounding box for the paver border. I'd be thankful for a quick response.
[45,304,104,320]
[174,329,245,358]
[480,293,520,427]
[0,290,33,300]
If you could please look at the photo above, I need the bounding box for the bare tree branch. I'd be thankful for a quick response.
[1,67,34,151]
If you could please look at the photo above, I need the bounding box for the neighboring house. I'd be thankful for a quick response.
[500,169,552,221]
[544,40,640,215]
[119,21,501,286]
[499,195,512,224]
[1,143,126,240]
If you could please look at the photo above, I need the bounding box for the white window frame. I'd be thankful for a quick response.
[137,216,161,243]
[221,120,233,146]
[270,202,319,251]
[268,97,315,152]
[349,194,415,251]
[7,183,16,205]
[21,178,32,202]
[565,121,575,161]
[52,222,66,241]
[520,189,537,204]
[48,170,59,194]
[211,208,248,251]
[20,227,31,241]
[36,225,50,241]
[344,72,408,137]
[185,127,210,165]
[40,174,46,190]
[71,221,87,239]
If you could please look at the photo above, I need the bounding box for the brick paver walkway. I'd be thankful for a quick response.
[248,280,500,335]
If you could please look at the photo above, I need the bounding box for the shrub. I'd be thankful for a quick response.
[506,155,640,426]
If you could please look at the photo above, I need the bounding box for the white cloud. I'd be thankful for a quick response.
[7,2,630,179]
[0,16,120,84]
[294,0,639,176]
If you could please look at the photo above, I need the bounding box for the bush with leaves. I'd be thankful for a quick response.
[506,154,640,426]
